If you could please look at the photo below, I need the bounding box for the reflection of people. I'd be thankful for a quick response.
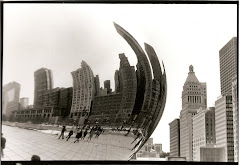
[74,129,82,143]
[131,137,144,151]
[66,129,74,141]
[31,155,41,161]
[1,133,6,158]
[131,131,141,144]
[82,129,88,140]
[58,126,66,139]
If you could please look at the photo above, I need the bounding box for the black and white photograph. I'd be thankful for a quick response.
[1,2,238,163]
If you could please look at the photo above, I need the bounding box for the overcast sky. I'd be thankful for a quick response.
[3,4,237,152]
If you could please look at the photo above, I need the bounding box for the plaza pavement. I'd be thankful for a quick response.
[1,124,137,161]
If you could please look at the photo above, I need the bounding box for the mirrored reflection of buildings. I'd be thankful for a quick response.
[6,23,167,161]
[8,22,167,148]
[134,138,164,160]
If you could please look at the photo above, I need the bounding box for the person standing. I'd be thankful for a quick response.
[1,133,6,158]
[58,126,66,139]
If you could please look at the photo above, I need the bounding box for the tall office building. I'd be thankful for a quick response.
[215,95,234,162]
[89,53,137,125]
[169,118,180,157]
[232,75,238,162]
[114,23,153,128]
[192,107,216,161]
[71,61,95,125]
[180,65,207,161]
[104,80,111,94]
[94,75,100,96]
[114,70,120,93]
[34,68,53,107]
[20,97,29,109]
[219,37,237,95]
[2,82,21,116]
[115,53,137,123]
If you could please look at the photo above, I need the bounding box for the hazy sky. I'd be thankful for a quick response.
[3,4,237,152]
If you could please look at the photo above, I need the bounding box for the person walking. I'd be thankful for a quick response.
[74,128,82,143]
[66,129,74,141]
[1,133,6,158]
[82,129,88,140]
[58,126,66,139]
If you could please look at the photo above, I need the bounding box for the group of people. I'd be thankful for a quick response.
[58,124,104,143]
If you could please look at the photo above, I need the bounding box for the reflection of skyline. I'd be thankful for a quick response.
[3,4,237,152]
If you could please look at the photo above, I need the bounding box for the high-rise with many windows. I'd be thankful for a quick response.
[180,65,207,161]
[34,68,53,107]
[219,37,237,95]
[3,81,21,117]
[169,118,180,157]
[215,95,234,162]
[71,61,95,125]
[232,75,238,162]
[192,107,216,161]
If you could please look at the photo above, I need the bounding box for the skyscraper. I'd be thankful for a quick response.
[20,97,29,109]
[34,68,53,107]
[192,107,216,161]
[114,53,137,123]
[215,95,234,162]
[3,81,21,117]
[169,118,180,157]
[232,75,238,162]
[114,23,153,128]
[94,75,100,96]
[180,65,207,161]
[219,37,237,95]
[71,61,95,125]
[104,80,111,94]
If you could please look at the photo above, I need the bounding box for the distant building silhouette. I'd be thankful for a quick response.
[20,97,29,109]
[3,81,21,118]
[104,80,111,94]
[34,68,53,107]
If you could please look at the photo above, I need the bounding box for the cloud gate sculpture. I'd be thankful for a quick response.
[86,23,167,160]
[6,23,167,161]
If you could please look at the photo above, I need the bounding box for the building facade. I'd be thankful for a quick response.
[71,61,95,125]
[195,146,226,162]
[20,97,29,109]
[34,68,53,107]
[169,118,180,157]
[219,37,237,95]
[3,82,21,117]
[215,95,234,162]
[180,65,207,161]
[192,107,216,161]
[232,75,238,162]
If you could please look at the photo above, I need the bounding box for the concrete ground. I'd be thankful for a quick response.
[1,124,137,161]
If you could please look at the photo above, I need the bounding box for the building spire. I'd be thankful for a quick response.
[189,65,194,73]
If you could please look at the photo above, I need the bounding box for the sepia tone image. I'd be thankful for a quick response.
[1,3,238,162]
